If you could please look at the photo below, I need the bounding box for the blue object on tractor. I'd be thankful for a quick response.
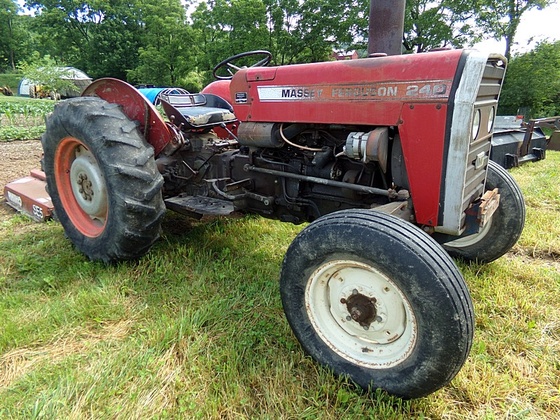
[138,87,189,105]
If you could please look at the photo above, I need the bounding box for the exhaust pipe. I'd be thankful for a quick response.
[368,0,405,56]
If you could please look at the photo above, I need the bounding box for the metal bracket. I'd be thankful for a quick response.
[463,188,500,235]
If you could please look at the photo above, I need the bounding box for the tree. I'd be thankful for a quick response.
[127,0,197,86]
[191,0,370,77]
[18,53,77,98]
[191,0,270,84]
[0,0,18,71]
[454,0,554,59]
[403,0,477,53]
[25,0,144,79]
[0,0,35,72]
[499,40,560,117]
[295,0,369,61]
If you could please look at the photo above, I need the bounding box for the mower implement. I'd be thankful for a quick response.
[4,169,53,222]
[491,115,560,168]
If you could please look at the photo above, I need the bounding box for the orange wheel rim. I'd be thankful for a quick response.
[54,137,108,238]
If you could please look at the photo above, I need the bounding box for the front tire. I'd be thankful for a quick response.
[42,97,165,263]
[280,210,474,399]
[436,160,525,263]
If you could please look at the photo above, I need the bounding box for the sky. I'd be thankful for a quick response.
[472,2,560,56]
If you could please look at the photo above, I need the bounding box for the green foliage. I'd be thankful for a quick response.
[0,6,37,73]
[0,96,54,117]
[190,0,371,85]
[26,0,143,80]
[499,40,560,117]
[404,0,477,53]
[265,0,368,63]
[0,0,23,72]
[0,95,53,141]
[7,0,556,103]
[18,53,77,98]
[126,0,196,87]
[177,69,206,93]
[191,0,272,84]
[0,125,45,141]
[0,73,23,92]
[452,0,554,59]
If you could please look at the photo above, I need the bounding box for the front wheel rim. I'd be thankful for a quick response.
[306,260,417,368]
[54,137,108,237]
[445,215,493,248]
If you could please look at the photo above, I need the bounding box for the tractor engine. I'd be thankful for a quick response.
[155,118,396,223]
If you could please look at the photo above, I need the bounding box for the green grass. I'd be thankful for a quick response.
[1,148,559,416]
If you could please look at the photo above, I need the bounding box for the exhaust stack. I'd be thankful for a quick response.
[368,0,405,56]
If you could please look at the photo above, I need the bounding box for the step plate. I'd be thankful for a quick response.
[165,195,235,218]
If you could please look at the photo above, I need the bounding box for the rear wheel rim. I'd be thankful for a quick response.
[54,137,108,237]
[306,259,417,368]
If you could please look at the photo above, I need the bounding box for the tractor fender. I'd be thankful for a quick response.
[201,80,232,104]
[82,78,173,156]
[201,79,238,139]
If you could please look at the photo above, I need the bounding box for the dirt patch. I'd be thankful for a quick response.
[0,140,43,221]
[512,246,560,272]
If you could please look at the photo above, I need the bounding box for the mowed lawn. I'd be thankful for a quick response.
[0,144,559,418]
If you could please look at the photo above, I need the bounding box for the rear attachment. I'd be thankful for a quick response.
[4,170,53,222]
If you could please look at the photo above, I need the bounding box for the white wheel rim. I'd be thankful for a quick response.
[306,260,417,368]
[69,146,108,220]
[445,215,493,248]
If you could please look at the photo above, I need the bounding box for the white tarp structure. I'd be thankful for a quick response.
[18,67,92,97]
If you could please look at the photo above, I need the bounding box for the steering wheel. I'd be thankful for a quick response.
[212,50,273,80]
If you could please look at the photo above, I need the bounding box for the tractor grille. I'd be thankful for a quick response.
[459,57,506,228]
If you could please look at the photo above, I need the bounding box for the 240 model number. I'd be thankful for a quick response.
[406,83,448,97]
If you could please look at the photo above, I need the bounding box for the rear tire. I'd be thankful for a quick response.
[280,210,474,399]
[436,160,525,263]
[42,97,165,263]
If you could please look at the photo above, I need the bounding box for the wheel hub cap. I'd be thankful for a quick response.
[341,290,377,328]
[306,260,417,368]
[69,146,107,218]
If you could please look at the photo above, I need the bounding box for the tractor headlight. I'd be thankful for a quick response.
[472,109,481,140]
[487,106,495,133]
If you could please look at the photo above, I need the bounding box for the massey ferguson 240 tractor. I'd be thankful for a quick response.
[31,2,526,400]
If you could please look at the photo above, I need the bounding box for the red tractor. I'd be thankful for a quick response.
[40,47,525,399]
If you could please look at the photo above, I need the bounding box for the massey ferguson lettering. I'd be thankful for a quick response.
[257,86,323,101]
[257,81,452,102]
[331,85,398,98]
[282,88,322,98]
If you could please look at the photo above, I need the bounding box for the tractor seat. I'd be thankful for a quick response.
[160,93,236,130]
